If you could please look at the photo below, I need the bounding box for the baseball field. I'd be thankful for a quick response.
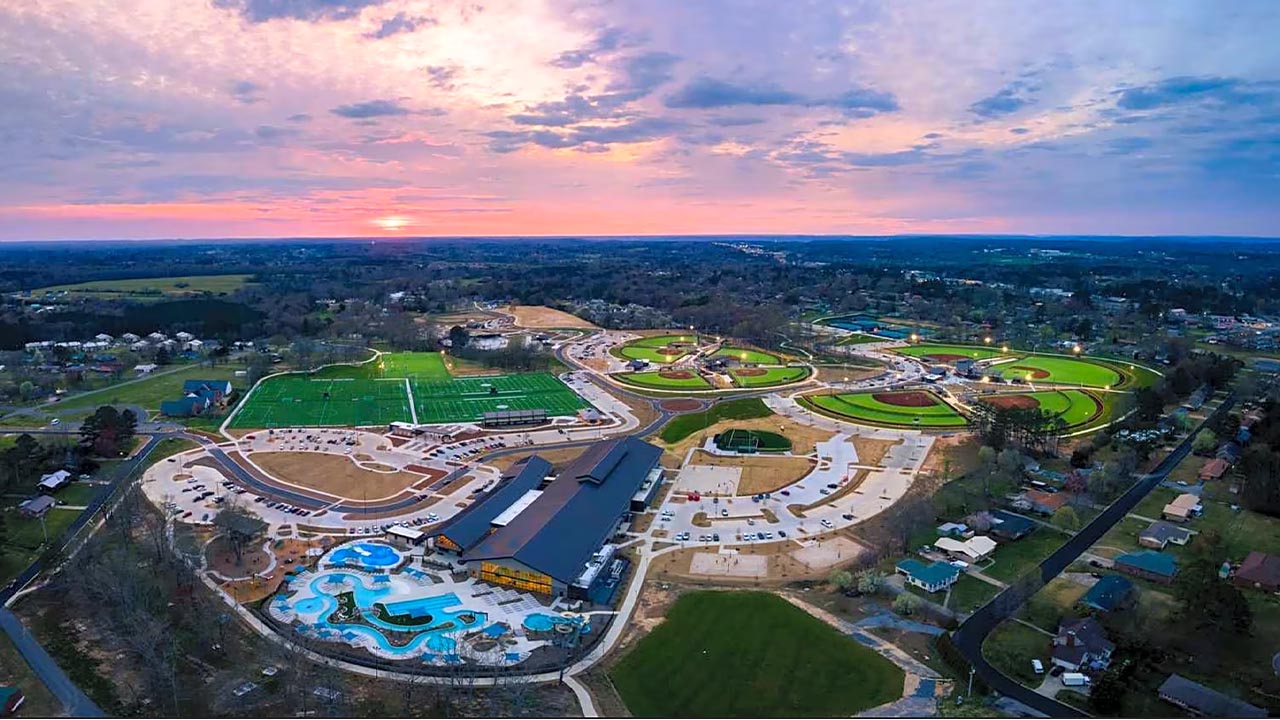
[614,334,698,364]
[615,369,713,390]
[712,346,782,365]
[978,389,1103,428]
[729,366,809,388]
[804,389,968,427]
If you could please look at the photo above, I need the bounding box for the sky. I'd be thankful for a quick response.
[1,0,1278,240]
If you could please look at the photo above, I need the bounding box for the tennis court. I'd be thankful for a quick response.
[230,377,412,428]
[410,372,588,423]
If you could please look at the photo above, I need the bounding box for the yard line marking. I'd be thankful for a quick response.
[404,377,418,424]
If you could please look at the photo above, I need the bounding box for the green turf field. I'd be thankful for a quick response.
[894,344,1009,361]
[610,591,903,717]
[714,428,792,452]
[838,333,883,345]
[713,346,782,365]
[999,355,1121,387]
[980,390,1103,427]
[805,390,968,427]
[729,366,809,388]
[614,334,698,364]
[615,370,713,390]
[658,398,773,443]
[410,372,587,423]
[229,377,412,428]
[377,351,450,380]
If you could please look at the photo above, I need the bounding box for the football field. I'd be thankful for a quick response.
[229,377,412,428]
[411,372,588,423]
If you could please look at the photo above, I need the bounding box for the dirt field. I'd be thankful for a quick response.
[851,436,901,467]
[488,446,587,473]
[812,364,883,384]
[982,394,1040,410]
[918,433,981,480]
[872,390,935,407]
[504,305,598,329]
[688,449,815,495]
[206,535,271,580]
[249,451,426,500]
[650,528,872,583]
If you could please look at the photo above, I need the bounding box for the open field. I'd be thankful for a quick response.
[29,273,255,301]
[657,397,774,443]
[977,389,1103,427]
[230,377,411,428]
[729,365,810,388]
[982,619,1050,686]
[688,449,814,496]
[984,530,1070,582]
[837,333,883,345]
[249,451,429,499]
[895,344,1009,362]
[714,428,792,452]
[504,305,598,329]
[609,590,903,717]
[35,363,245,420]
[1002,355,1121,387]
[377,351,451,380]
[615,369,713,390]
[0,507,81,583]
[803,390,968,427]
[713,346,782,365]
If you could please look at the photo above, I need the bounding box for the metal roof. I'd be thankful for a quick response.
[462,436,662,584]
[490,490,544,527]
[430,456,550,551]
[1159,674,1266,718]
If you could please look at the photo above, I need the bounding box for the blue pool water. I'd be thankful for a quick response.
[523,613,590,634]
[281,573,485,658]
[328,542,401,569]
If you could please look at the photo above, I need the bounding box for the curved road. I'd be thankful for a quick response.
[952,392,1235,717]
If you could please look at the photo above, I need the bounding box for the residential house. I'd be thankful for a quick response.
[1080,575,1136,613]
[895,559,960,593]
[130,340,151,351]
[934,535,997,563]
[1161,493,1202,523]
[1198,458,1229,482]
[1021,489,1068,515]
[1157,674,1266,718]
[1216,442,1242,464]
[134,363,158,375]
[160,379,233,418]
[1232,551,1280,592]
[1138,521,1193,550]
[36,470,72,492]
[146,332,166,343]
[989,510,1037,540]
[936,522,972,538]
[120,332,141,343]
[175,331,194,342]
[18,495,57,518]
[1114,550,1179,584]
[1051,617,1115,671]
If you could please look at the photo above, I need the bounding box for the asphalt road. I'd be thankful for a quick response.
[952,393,1236,717]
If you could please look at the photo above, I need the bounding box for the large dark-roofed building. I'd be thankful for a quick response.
[459,436,663,598]
[428,456,551,554]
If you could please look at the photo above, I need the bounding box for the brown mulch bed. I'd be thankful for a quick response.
[872,390,937,407]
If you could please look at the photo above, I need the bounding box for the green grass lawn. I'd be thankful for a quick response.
[729,366,810,388]
[410,372,588,423]
[615,370,713,390]
[982,619,1051,686]
[804,390,968,427]
[610,591,903,717]
[1003,355,1121,388]
[230,376,412,428]
[50,362,245,417]
[659,398,773,443]
[1019,577,1088,631]
[49,483,102,506]
[713,346,782,365]
[985,531,1068,582]
[614,334,698,364]
[948,575,1002,613]
[0,629,60,717]
[30,274,255,301]
[837,333,883,345]
[376,351,451,380]
[895,344,1010,361]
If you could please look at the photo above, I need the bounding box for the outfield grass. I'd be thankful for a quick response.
[615,370,713,390]
[713,346,782,365]
[659,398,773,443]
[1002,355,1121,388]
[610,591,903,717]
[980,390,1103,428]
[613,334,698,364]
[729,366,810,388]
[31,274,255,300]
[804,391,968,427]
[895,344,1010,361]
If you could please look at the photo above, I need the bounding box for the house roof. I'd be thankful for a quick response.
[1056,616,1115,655]
[1158,674,1266,718]
[1116,549,1178,577]
[462,437,662,584]
[896,558,960,585]
[1199,458,1229,479]
[1236,551,1280,588]
[1139,521,1192,545]
[1081,575,1134,611]
[430,456,550,551]
[990,509,1036,536]
[1024,489,1068,511]
[19,495,56,514]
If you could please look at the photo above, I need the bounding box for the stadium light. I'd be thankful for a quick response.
[910,333,919,342]
[1001,345,1008,352]
[984,336,992,344]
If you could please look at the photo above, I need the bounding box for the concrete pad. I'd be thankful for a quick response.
[689,552,768,577]
[675,464,741,495]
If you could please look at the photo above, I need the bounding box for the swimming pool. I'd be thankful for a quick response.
[276,572,486,658]
[326,541,403,570]
[523,612,590,634]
